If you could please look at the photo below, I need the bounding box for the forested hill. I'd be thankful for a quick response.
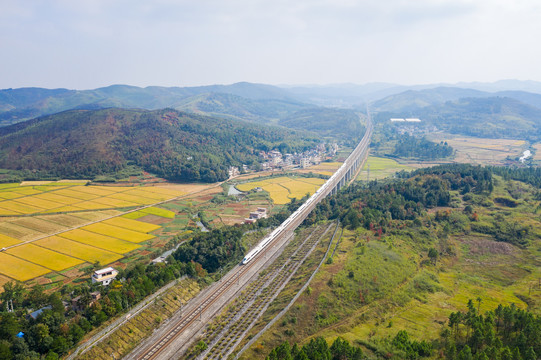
[279,108,365,144]
[173,92,310,124]
[0,108,318,182]
[375,96,541,140]
[0,83,299,126]
[418,97,541,140]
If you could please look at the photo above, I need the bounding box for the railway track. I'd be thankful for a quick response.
[197,223,335,360]
[135,242,268,360]
[128,114,373,360]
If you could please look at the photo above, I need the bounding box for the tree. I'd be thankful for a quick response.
[0,340,12,359]
[524,347,537,360]
[457,345,473,360]
[428,248,438,265]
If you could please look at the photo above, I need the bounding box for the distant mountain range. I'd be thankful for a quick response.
[0,82,301,126]
[372,86,541,113]
[3,80,541,125]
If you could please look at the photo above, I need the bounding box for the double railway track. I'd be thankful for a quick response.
[198,223,334,359]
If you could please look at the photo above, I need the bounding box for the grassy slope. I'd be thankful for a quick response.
[240,176,541,359]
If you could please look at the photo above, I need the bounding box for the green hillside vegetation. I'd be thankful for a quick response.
[372,87,487,113]
[280,108,366,144]
[0,83,300,126]
[420,97,541,140]
[174,93,310,124]
[375,97,541,141]
[373,87,541,113]
[0,108,318,182]
[392,135,453,160]
[174,94,366,143]
[239,164,540,360]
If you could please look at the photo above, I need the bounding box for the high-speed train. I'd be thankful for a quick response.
[241,120,373,265]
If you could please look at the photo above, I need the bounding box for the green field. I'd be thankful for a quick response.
[356,156,414,180]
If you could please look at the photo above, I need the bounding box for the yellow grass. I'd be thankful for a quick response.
[237,177,325,204]
[75,186,118,196]
[32,185,68,192]
[7,244,84,271]
[107,193,156,204]
[36,236,123,264]
[0,234,21,247]
[73,201,109,210]
[59,229,140,254]
[101,210,124,217]
[12,188,42,195]
[53,188,101,200]
[140,206,175,218]
[122,211,146,220]
[20,181,53,186]
[0,201,44,214]
[43,206,86,213]
[0,253,50,281]
[0,222,44,241]
[72,211,121,222]
[34,192,82,204]
[91,197,139,208]
[102,217,160,233]
[13,196,64,210]
[123,189,169,201]
[55,179,90,184]
[11,218,69,234]
[236,183,260,192]
[36,214,89,228]
[82,223,154,243]
[0,207,22,215]
[0,192,24,200]
[262,183,290,204]
[146,184,201,195]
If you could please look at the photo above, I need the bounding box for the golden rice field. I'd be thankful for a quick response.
[0,253,50,281]
[0,180,191,282]
[35,236,123,265]
[81,223,154,243]
[0,181,186,216]
[236,176,326,205]
[102,217,161,233]
[6,244,84,271]
[59,229,141,254]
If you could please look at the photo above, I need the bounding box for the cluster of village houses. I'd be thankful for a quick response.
[228,142,339,178]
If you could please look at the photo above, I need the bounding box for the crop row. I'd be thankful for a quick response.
[0,183,184,216]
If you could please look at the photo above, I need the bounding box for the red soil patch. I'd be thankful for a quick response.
[458,236,516,255]
[37,278,51,285]
[137,214,172,225]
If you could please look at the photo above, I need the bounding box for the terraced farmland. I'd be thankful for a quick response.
[0,181,189,282]
[0,181,185,216]
[235,176,325,205]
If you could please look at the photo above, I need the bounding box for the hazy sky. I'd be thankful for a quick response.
[1,0,540,89]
